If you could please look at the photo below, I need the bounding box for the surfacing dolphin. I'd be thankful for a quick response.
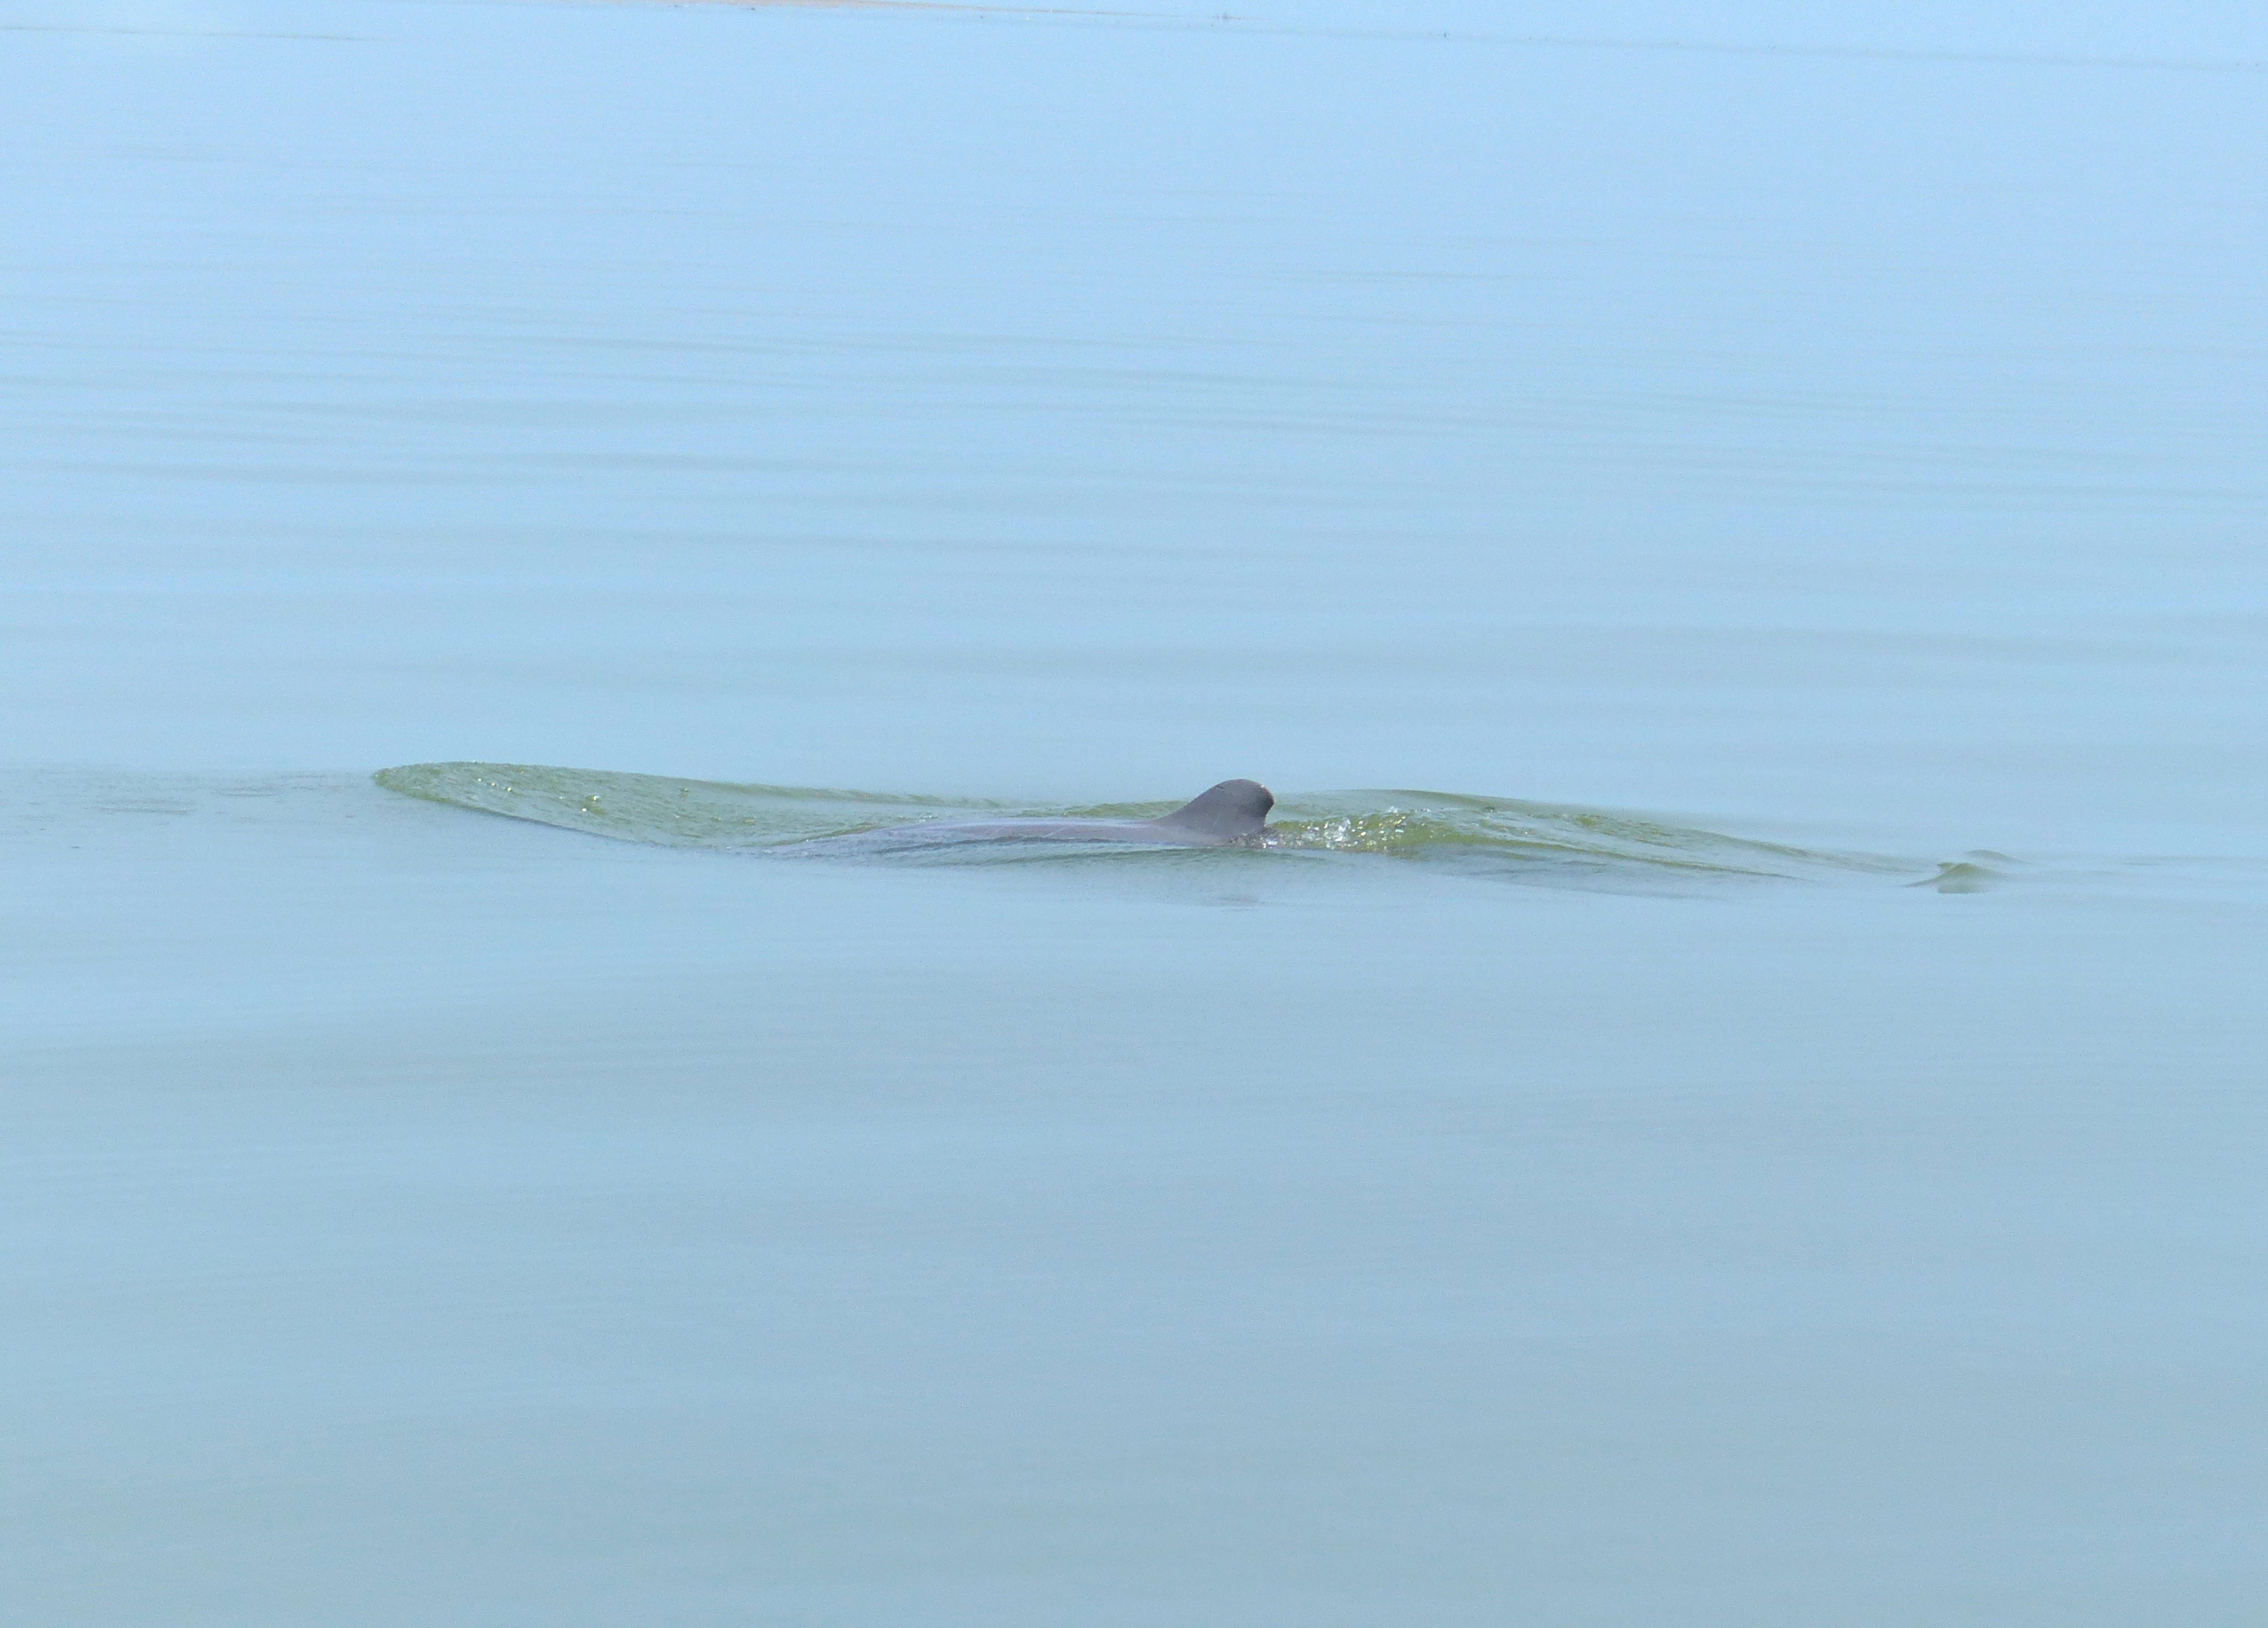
[854,779,1274,849]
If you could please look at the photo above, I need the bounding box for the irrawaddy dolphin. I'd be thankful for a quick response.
[854,779,1274,849]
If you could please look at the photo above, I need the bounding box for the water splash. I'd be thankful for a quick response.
[374,761,1939,890]
[1910,853,2021,893]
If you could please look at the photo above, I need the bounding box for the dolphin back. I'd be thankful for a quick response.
[1153,779,1274,841]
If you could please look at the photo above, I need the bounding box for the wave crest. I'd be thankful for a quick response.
[374,762,1922,890]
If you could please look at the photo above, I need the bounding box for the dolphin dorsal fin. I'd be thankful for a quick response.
[1155,779,1273,839]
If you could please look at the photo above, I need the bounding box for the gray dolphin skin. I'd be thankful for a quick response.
[861,779,1274,848]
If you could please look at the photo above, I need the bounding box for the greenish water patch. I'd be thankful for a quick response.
[373,761,996,850]
[376,762,1924,889]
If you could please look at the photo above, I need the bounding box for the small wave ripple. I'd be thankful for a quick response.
[374,762,1936,890]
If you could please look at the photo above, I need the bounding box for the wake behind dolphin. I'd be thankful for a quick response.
[372,762,1973,890]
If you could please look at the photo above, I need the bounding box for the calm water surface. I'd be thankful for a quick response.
[4,1,2265,1622]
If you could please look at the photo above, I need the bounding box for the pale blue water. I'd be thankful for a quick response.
[4,2,2267,1622]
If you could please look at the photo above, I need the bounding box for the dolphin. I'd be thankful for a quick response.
[851,779,1274,849]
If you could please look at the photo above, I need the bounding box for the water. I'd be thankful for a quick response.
[371,759,1932,882]
[5,1,2267,1622]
